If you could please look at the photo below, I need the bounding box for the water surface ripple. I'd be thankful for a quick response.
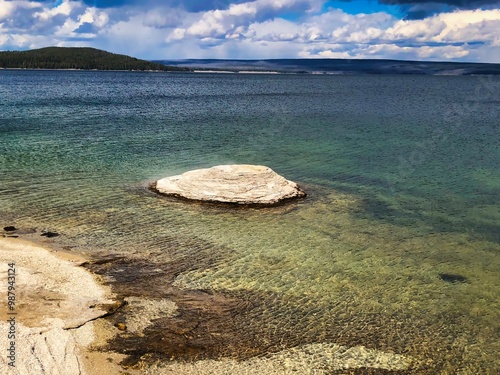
[1,70,499,373]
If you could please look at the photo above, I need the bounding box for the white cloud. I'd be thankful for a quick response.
[242,9,395,45]
[166,27,186,41]
[246,18,300,41]
[0,32,10,46]
[228,2,258,17]
[385,9,500,45]
[0,0,42,21]
[0,0,16,20]
[440,8,500,26]
[0,1,499,62]
[234,8,500,62]
[47,3,110,39]
[363,44,470,60]
[299,49,352,58]
[181,0,317,38]
[298,42,471,61]
[34,0,76,22]
[385,18,447,41]
[0,0,113,48]
[79,8,109,28]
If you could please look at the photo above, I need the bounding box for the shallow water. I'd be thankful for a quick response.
[1,70,499,373]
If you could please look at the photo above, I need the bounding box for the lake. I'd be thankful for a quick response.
[1,70,499,373]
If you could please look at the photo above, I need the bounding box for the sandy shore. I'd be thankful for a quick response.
[0,238,127,375]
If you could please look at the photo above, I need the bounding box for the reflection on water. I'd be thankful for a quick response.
[1,70,499,373]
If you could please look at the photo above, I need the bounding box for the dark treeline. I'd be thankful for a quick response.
[0,47,189,71]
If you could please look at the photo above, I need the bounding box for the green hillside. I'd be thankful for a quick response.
[0,47,189,71]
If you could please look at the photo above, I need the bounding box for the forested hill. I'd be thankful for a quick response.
[0,47,189,71]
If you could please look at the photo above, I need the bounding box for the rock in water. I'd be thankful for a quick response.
[154,165,306,205]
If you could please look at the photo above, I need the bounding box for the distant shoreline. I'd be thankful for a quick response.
[192,70,282,74]
[156,58,500,76]
[1,67,499,76]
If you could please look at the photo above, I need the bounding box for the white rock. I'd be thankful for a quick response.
[0,238,116,375]
[154,165,306,205]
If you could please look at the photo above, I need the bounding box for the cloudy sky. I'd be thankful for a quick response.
[0,0,499,62]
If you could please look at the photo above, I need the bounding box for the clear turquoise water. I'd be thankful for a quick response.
[1,70,499,372]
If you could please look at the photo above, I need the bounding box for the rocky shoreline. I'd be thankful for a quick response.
[0,237,123,375]
[0,229,414,375]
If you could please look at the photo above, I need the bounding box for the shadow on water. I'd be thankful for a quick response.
[334,187,500,246]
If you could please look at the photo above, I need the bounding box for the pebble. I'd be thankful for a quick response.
[115,322,127,331]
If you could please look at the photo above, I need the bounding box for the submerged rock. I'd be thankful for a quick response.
[41,230,59,238]
[153,165,306,205]
[438,273,469,283]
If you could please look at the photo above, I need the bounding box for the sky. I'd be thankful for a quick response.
[0,0,499,62]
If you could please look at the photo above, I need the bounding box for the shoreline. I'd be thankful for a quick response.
[0,235,413,374]
[0,237,127,375]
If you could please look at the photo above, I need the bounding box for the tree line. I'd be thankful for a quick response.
[0,47,189,71]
